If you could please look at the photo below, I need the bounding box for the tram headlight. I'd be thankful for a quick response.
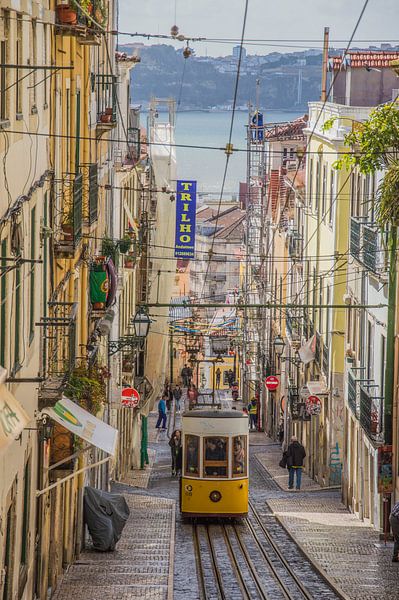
[209,490,222,503]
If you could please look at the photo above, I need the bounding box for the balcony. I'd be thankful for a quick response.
[37,302,77,409]
[322,341,329,378]
[350,217,387,277]
[359,384,383,442]
[56,1,106,45]
[285,310,301,344]
[88,164,98,225]
[55,174,83,256]
[288,230,303,261]
[96,74,117,135]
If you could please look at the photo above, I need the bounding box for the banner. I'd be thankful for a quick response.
[298,335,316,365]
[0,367,30,451]
[174,180,197,258]
[47,396,118,455]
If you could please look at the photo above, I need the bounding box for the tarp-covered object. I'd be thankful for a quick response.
[84,487,130,551]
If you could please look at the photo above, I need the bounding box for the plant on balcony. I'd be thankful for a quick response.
[64,363,109,415]
[101,236,118,264]
[118,235,131,254]
[324,104,399,227]
[61,205,74,240]
[93,0,107,28]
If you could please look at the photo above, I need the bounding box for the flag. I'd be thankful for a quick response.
[298,335,316,365]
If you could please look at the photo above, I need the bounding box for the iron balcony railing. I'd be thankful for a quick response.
[322,341,329,378]
[350,216,387,276]
[347,368,357,416]
[96,74,117,125]
[88,164,98,225]
[127,126,141,162]
[286,310,301,342]
[288,230,303,261]
[359,384,383,442]
[73,173,83,244]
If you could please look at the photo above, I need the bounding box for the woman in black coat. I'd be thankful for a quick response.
[169,430,182,477]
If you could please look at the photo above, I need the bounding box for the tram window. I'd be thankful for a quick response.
[203,437,228,477]
[185,435,199,477]
[233,436,247,477]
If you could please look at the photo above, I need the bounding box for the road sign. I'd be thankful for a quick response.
[306,395,321,415]
[121,387,140,408]
[265,376,279,391]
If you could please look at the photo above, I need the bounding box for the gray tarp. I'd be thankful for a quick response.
[83,486,130,551]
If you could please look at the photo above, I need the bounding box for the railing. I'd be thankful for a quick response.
[127,126,141,162]
[286,310,301,342]
[350,216,387,276]
[347,369,357,415]
[56,0,107,32]
[288,230,302,260]
[314,331,321,367]
[55,174,83,255]
[88,164,98,224]
[96,74,117,126]
[359,384,383,442]
[73,173,83,244]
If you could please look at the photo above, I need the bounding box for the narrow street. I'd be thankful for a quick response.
[53,393,399,599]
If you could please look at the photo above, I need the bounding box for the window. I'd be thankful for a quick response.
[0,239,6,366]
[367,321,374,380]
[232,436,247,477]
[321,164,327,220]
[20,459,31,568]
[30,20,37,109]
[328,169,334,226]
[184,435,199,477]
[16,15,23,116]
[43,24,48,107]
[315,159,320,213]
[29,207,36,342]
[203,436,228,478]
[0,10,10,121]
[308,159,313,208]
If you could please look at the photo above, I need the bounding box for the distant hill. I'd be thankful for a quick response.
[119,44,322,110]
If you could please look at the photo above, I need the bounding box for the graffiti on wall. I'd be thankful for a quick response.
[329,442,342,485]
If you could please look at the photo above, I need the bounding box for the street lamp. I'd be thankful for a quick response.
[132,308,151,339]
[273,334,285,357]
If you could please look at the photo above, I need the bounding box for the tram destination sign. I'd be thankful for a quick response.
[174,180,197,258]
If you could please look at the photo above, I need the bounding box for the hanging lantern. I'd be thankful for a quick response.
[171,24,179,37]
[183,44,192,59]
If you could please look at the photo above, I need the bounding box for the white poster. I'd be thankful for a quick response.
[0,367,30,451]
[46,396,118,455]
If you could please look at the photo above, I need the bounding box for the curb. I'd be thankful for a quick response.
[272,510,351,600]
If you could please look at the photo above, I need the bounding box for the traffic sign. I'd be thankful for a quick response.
[305,395,321,415]
[265,376,279,391]
[121,387,140,408]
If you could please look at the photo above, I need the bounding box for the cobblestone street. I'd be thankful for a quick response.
[53,399,399,599]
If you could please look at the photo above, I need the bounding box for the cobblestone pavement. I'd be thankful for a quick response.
[257,434,399,600]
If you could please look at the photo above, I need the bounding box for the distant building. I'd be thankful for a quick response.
[233,45,246,60]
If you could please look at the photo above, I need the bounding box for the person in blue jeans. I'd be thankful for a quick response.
[155,395,167,429]
[286,436,306,490]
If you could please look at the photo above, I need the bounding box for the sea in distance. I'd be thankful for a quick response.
[174,109,304,200]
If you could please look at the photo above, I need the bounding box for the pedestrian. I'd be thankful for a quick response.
[155,394,167,430]
[286,436,306,490]
[187,364,193,386]
[390,500,399,562]
[247,397,258,430]
[215,367,221,389]
[169,430,182,477]
[181,364,189,387]
[187,384,198,409]
[173,384,183,413]
[227,369,234,387]
[278,420,284,445]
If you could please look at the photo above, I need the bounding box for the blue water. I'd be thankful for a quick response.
[175,110,303,196]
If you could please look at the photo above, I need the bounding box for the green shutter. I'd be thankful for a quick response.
[14,262,21,371]
[29,206,36,342]
[0,239,6,367]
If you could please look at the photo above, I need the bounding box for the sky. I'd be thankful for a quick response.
[118,0,399,56]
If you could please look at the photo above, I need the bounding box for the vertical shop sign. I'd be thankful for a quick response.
[174,180,197,258]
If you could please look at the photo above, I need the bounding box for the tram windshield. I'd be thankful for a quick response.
[204,437,228,477]
[232,436,247,477]
[185,435,199,477]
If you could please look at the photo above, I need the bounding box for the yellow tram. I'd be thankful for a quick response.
[180,410,249,517]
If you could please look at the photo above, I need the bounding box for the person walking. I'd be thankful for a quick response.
[286,436,306,490]
[247,397,258,430]
[390,500,399,562]
[215,367,221,389]
[155,394,167,430]
[181,364,189,387]
[227,369,234,387]
[169,430,182,477]
[187,364,193,386]
[173,384,183,413]
[187,384,198,410]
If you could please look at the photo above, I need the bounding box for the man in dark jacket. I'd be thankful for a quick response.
[286,436,306,490]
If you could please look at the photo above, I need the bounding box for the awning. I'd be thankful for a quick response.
[46,396,118,455]
[0,367,30,451]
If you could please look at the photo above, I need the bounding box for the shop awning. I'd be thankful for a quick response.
[46,396,118,455]
[0,367,30,451]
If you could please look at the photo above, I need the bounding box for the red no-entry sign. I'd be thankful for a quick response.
[121,387,140,408]
[265,376,279,391]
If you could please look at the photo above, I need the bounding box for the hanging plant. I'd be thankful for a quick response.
[101,236,118,264]
[65,364,107,416]
[118,235,132,254]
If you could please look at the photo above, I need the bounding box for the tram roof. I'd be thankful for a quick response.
[182,410,245,419]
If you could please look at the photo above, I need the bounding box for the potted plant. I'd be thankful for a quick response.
[94,0,107,27]
[124,253,135,268]
[118,235,131,254]
[57,1,78,25]
[65,363,107,416]
[101,236,118,264]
